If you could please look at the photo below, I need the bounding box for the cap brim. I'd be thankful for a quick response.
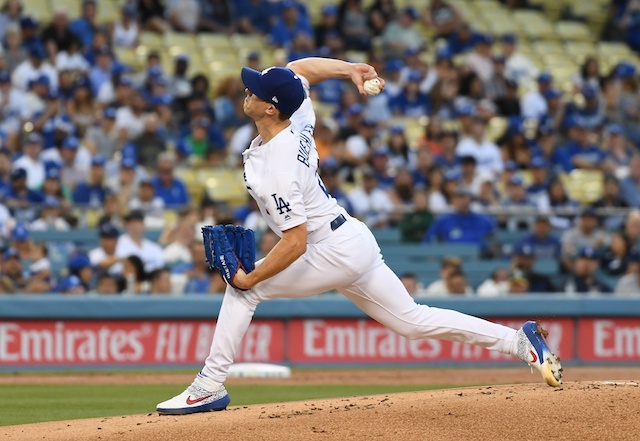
[241,67,269,101]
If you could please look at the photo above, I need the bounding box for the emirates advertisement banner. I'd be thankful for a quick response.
[1,317,639,366]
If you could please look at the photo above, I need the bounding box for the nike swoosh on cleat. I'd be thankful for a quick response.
[186,395,213,405]
[530,350,538,364]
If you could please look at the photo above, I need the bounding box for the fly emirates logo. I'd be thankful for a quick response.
[0,322,147,363]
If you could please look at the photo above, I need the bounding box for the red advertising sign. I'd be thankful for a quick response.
[288,318,574,363]
[578,318,640,361]
[0,320,284,365]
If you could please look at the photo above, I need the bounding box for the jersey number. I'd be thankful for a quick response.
[271,193,292,215]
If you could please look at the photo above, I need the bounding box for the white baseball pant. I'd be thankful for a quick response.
[201,217,516,382]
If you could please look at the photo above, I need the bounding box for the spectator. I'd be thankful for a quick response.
[389,70,430,117]
[169,54,192,99]
[39,167,69,208]
[400,272,421,297]
[13,132,45,189]
[603,124,634,178]
[115,209,165,273]
[42,10,80,55]
[270,2,313,48]
[138,0,170,33]
[84,107,119,158]
[444,270,473,296]
[425,187,495,250]
[148,267,172,294]
[66,77,95,137]
[112,3,139,48]
[520,72,552,120]
[385,125,415,171]
[30,196,69,231]
[447,23,480,55]
[457,155,486,197]
[345,118,378,166]
[510,244,555,293]
[572,56,601,93]
[198,0,235,33]
[3,168,44,221]
[499,175,537,231]
[484,54,508,101]
[399,189,432,243]
[566,85,605,129]
[67,251,94,291]
[12,42,58,93]
[620,156,640,207]
[89,222,122,275]
[347,166,394,228]
[107,155,141,208]
[423,256,468,296]
[115,91,148,140]
[236,0,273,34]
[561,207,609,268]
[494,79,521,117]
[594,175,628,231]
[371,148,394,190]
[95,272,121,295]
[600,232,636,277]
[122,254,146,294]
[182,117,214,160]
[456,116,503,175]
[133,113,167,170]
[318,160,354,215]
[465,34,494,83]
[424,0,462,39]
[58,274,86,295]
[88,45,114,96]
[68,0,98,48]
[72,155,107,207]
[338,0,372,51]
[526,157,550,207]
[477,268,510,297]
[151,153,190,208]
[425,166,449,213]
[564,247,612,294]
[614,256,640,297]
[179,239,225,294]
[517,216,561,260]
[128,179,165,225]
[314,4,340,48]
[501,33,537,88]
[0,67,25,138]
[546,178,579,230]
[0,0,22,41]
[381,7,425,59]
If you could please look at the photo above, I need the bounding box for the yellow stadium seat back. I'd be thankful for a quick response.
[565,169,604,204]
[139,32,164,49]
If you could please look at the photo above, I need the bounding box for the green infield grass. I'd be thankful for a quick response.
[0,383,460,427]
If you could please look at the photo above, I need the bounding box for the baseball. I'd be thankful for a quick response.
[363,78,382,96]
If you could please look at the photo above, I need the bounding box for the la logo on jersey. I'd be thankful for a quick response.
[271,193,291,215]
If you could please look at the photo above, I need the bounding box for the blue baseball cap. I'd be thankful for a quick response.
[12,222,30,241]
[615,62,636,79]
[45,166,61,180]
[348,103,364,115]
[62,136,79,150]
[0,71,9,82]
[407,70,423,82]
[322,4,338,15]
[531,157,548,168]
[59,275,82,292]
[477,33,494,45]
[68,252,92,272]
[152,94,172,106]
[148,65,163,77]
[581,85,597,99]
[502,33,518,44]
[403,6,418,20]
[508,175,524,186]
[504,160,518,171]
[103,107,117,119]
[405,46,421,57]
[96,45,112,56]
[436,46,453,60]
[20,16,38,29]
[25,132,43,145]
[385,59,404,72]
[121,156,137,169]
[543,87,562,100]
[176,140,192,157]
[91,155,106,167]
[11,168,27,180]
[99,222,120,238]
[537,72,553,83]
[28,43,45,59]
[241,66,306,116]
[390,125,404,134]
[3,248,20,260]
[606,123,625,136]
[443,170,460,182]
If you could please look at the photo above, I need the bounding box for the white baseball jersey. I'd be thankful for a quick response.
[242,76,343,239]
[199,72,519,384]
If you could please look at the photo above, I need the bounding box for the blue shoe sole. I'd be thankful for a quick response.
[157,394,231,415]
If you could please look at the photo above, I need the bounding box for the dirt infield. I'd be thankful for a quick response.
[2,380,639,441]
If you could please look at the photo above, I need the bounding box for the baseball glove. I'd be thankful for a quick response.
[201,225,256,290]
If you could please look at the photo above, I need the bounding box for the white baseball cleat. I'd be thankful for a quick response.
[157,380,230,415]
[513,321,563,387]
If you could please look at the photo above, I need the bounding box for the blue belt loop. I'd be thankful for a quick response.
[330,214,346,231]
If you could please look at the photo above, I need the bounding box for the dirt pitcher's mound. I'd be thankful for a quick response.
[2,381,639,441]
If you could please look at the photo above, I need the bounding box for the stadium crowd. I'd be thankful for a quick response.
[0,0,640,296]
